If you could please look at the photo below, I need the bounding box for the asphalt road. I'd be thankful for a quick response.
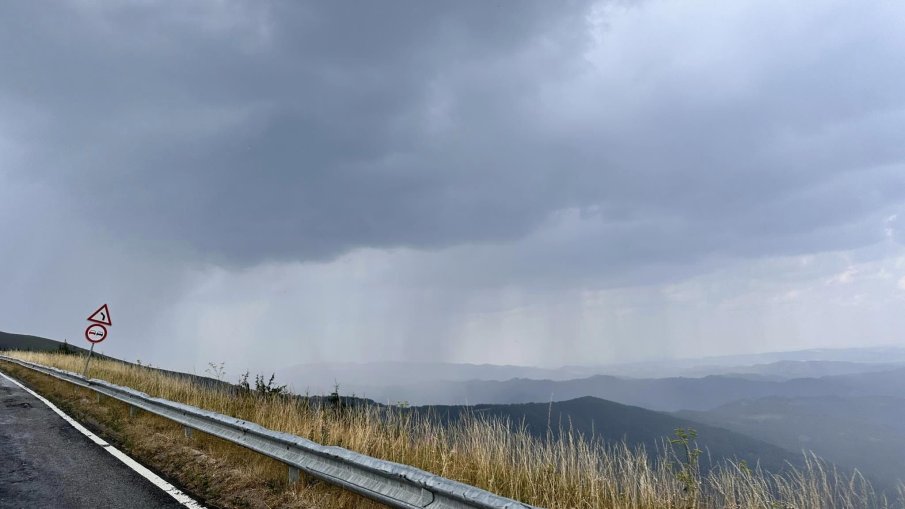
[0,373,188,509]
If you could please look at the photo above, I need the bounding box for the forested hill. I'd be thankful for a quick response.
[417,395,800,473]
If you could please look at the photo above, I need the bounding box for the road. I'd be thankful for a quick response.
[0,373,191,508]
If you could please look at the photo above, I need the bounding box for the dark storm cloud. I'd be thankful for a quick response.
[2,0,904,273]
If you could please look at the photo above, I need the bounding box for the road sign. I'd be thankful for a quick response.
[85,324,108,344]
[83,304,112,377]
[87,304,112,325]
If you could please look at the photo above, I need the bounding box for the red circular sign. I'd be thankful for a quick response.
[85,324,108,344]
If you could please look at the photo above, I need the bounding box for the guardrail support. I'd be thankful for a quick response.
[288,466,300,485]
[129,404,138,417]
[96,392,101,403]
[184,426,193,439]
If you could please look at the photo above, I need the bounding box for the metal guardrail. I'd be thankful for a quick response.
[0,355,539,509]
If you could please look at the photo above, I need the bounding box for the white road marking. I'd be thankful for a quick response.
[0,370,206,509]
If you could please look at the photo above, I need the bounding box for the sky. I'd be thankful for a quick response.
[2,1,905,374]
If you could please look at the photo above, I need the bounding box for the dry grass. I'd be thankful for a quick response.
[3,351,904,509]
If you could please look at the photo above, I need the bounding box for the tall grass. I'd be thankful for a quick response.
[4,351,903,509]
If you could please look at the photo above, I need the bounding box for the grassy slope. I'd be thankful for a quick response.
[420,396,800,473]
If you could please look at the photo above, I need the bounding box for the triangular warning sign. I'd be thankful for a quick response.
[87,304,112,326]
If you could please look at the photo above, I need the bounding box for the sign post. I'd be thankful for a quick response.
[82,304,111,378]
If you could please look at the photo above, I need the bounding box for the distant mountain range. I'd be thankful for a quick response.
[276,361,593,389]
[686,359,905,381]
[275,347,905,396]
[309,367,905,413]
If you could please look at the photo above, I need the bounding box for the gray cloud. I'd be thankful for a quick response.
[3,0,902,273]
[3,1,595,263]
[2,1,905,368]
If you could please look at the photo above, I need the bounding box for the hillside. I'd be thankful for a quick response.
[1,331,242,392]
[0,331,90,355]
[678,395,905,490]
[417,396,800,473]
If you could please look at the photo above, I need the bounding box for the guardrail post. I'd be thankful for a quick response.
[288,466,300,485]
[184,426,193,438]
[96,393,101,403]
[129,404,138,417]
